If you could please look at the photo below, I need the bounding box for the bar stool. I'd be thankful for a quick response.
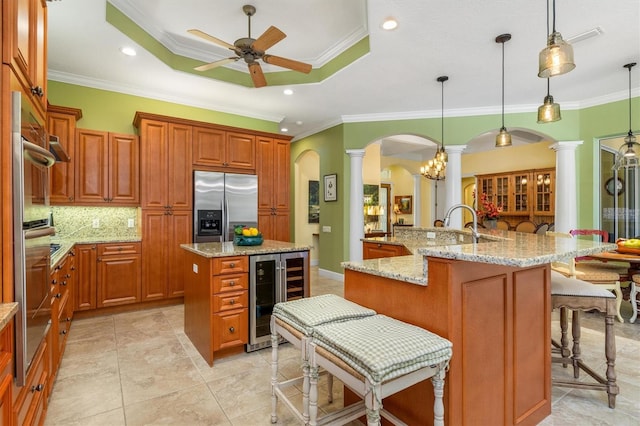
[550,270,619,408]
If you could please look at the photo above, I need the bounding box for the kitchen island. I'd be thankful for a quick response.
[343,228,615,426]
[181,240,311,365]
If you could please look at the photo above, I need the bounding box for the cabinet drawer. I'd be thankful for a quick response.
[98,242,141,256]
[213,274,248,293]
[213,256,247,274]
[13,339,48,426]
[213,290,248,312]
[213,308,248,350]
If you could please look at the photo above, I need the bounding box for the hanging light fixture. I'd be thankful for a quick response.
[538,0,575,78]
[614,62,639,170]
[420,76,448,180]
[495,34,512,147]
[537,0,561,123]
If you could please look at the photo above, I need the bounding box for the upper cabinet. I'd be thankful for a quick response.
[47,105,83,204]
[75,129,140,206]
[257,137,291,241]
[192,126,256,171]
[2,0,48,118]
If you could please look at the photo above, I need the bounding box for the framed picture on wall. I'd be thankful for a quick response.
[395,195,413,214]
[308,180,320,223]
[324,174,337,202]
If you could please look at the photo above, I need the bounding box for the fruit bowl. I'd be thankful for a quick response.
[616,238,640,255]
[233,234,264,246]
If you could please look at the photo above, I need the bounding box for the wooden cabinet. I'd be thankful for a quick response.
[534,169,555,215]
[141,210,191,301]
[75,242,141,310]
[75,129,139,205]
[13,335,48,426]
[192,127,256,171]
[97,243,141,308]
[49,249,75,391]
[47,105,83,204]
[2,0,48,119]
[184,252,248,366]
[363,241,411,259]
[0,321,13,426]
[257,137,290,241]
[139,120,192,210]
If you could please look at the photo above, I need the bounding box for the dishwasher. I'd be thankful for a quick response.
[247,251,308,351]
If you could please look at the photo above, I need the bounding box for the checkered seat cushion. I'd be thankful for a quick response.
[312,314,453,384]
[272,294,377,336]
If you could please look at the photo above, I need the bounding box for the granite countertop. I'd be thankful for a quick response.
[181,240,312,258]
[0,302,19,330]
[51,236,142,267]
[345,227,617,285]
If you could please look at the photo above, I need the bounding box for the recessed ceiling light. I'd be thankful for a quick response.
[280,127,289,132]
[283,89,294,95]
[382,18,398,31]
[120,46,137,56]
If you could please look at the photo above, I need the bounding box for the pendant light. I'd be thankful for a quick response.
[420,76,448,181]
[614,62,639,170]
[538,0,575,78]
[495,34,512,148]
[537,0,561,123]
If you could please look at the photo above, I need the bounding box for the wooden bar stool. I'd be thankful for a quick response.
[550,270,619,408]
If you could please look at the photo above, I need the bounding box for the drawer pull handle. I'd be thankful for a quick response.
[230,299,235,305]
[62,280,67,286]
[229,326,235,333]
[229,263,235,268]
[31,384,44,393]
[229,281,235,286]
[60,330,67,335]
[55,293,62,298]
[377,243,382,248]
[66,317,72,322]
[51,279,57,285]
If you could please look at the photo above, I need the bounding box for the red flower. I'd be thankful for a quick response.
[474,191,503,220]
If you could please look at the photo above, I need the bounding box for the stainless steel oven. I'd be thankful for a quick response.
[12,91,56,386]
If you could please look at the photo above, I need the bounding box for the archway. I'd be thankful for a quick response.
[294,150,320,265]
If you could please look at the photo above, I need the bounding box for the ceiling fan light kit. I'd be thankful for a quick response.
[614,62,639,170]
[188,4,312,88]
[538,0,575,78]
[495,33,512,148]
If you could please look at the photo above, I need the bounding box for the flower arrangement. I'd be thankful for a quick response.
[474,191,502,220]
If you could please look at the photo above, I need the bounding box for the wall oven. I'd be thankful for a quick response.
[12,91,56,386]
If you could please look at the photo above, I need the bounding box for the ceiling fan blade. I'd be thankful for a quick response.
[194,57,239,72]
[187,29,235,51]
[263,54,312,74]
[252,26,286,52]
[248,62,267,88]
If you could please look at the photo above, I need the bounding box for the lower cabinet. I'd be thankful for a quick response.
[75,242,141,310]
[13,335,49,426]
[184,252,248,366]
[50,249,75,390]
[362,241,411,259]
[0,321,14,425]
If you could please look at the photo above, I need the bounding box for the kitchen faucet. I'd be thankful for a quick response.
[443,204,480,243]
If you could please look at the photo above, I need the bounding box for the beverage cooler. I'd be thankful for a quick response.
[248,251,308,351]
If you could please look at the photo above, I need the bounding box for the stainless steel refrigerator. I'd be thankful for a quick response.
[193,171,258,242]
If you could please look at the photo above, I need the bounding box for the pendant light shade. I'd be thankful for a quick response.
[538,0,575,78]
[421,76,449,181]
[537,79,561,123]
[614,62,639,170]
[495,33,512,148]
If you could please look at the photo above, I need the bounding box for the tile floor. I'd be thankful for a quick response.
[44,268,640,425]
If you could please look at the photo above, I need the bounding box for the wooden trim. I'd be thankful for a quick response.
[47,104,82,120]
[132,111,293,141]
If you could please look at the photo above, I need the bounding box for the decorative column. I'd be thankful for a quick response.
[551,141,582,233]
[413,174,422,227]
[443,145,466,227]
[347,149,365,261]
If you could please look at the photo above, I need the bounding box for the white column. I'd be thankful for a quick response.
[551,141,582,233]
[443,145,466,228]
[347,149,365,261]
[413,174,422,227]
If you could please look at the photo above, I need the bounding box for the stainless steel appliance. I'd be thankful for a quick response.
[193,171,258,242]
[248,251,308,351]
[12,91,56,386]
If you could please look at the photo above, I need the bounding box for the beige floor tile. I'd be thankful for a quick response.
[56,348,118,380]
[62,332,117,360]
[45,407,126,426]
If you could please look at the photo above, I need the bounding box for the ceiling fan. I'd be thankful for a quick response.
[188,4,312,88]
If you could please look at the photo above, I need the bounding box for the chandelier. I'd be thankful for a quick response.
[421,76,448,181]
[614,62,639,170]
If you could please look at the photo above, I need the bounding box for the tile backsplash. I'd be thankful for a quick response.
[50,206,141,239]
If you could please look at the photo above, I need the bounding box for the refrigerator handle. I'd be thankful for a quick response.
[224,197,230,241]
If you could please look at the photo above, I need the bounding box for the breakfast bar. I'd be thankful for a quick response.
[342,228,615,426]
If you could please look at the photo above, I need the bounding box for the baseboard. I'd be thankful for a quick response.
[319,268,344,282]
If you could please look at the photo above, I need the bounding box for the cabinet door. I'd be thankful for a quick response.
[97,252,141,307]
[167,210,192,298]
[273,139,290,211]
[32,0,47,113]
[192,126,225,167]
[257,209,275,241]
[109,133,140,205]
[273,211,290,242]
[141,210,168,300]
[256,137,275,210]
[512,173,530,213]
[213,309,248,350]
[534,170,555,214]
[140,120,168,208]
[226,132,255,170]
[75,129,109,204]
[48,108,79,204]
[74,244,97,311]
[167,123,192,209]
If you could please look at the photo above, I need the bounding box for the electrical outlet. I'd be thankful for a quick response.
[322,226,331,233]
[128,218,135,228]
[92,218,100,228]
[192,264,198,273]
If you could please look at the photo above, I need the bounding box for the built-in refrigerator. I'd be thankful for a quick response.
[193,171,258,243]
